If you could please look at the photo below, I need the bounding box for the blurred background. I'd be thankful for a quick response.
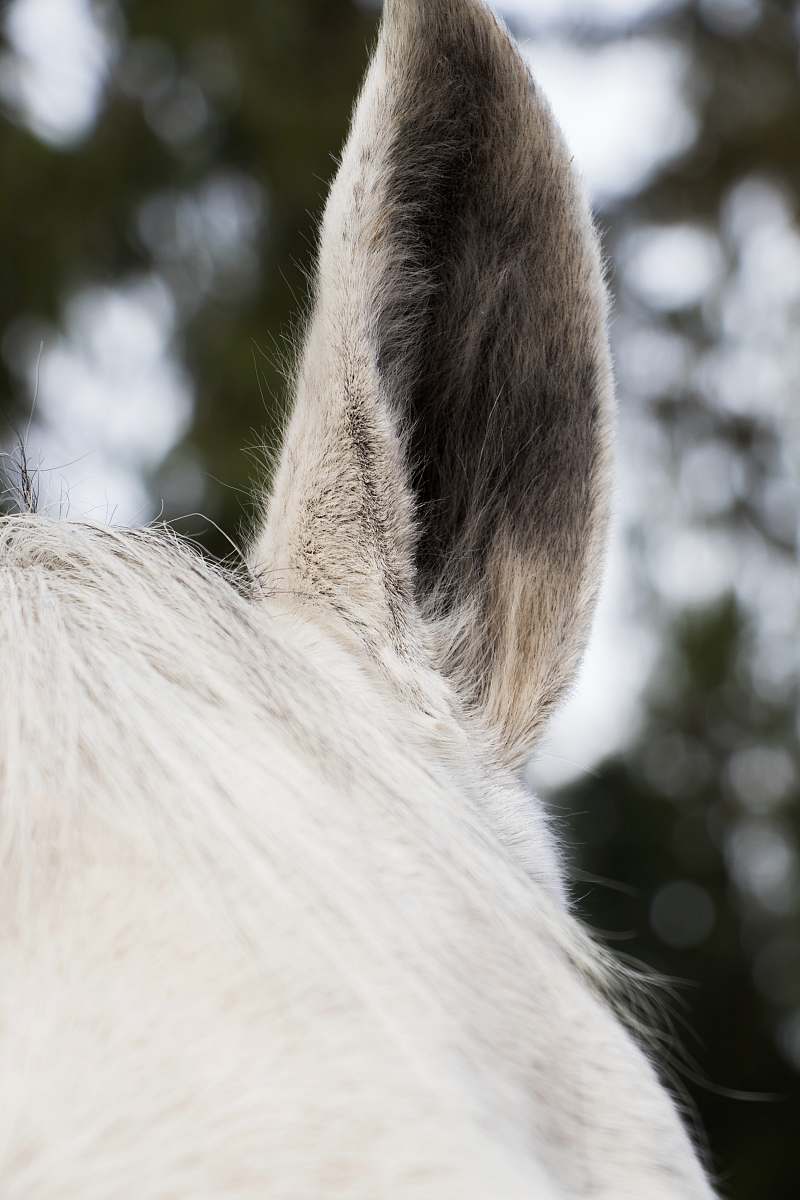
[0,0,797,1192]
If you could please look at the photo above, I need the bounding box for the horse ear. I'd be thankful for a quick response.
[252,0,614,766]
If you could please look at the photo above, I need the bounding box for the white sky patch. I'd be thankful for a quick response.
[0,0,118,146]
[497,0,683,31]
[649,527,740,608]
[523,38,695,205]
[622,225,725,311]
[615,320,693,402]
[13,278,191,525]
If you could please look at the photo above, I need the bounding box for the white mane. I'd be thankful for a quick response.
[0,516,711,1197]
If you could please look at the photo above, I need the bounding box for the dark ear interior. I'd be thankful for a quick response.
[254,0,613,763]
[372,0,613,755]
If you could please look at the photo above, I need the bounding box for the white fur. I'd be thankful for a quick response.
[0,519,714,1197]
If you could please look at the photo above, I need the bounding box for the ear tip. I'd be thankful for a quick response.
[382,0,501,37]
[379,0,525,89]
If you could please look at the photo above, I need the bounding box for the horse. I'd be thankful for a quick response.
[0,1,717,1195]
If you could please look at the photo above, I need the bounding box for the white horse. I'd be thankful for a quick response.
[0,1,717,1196]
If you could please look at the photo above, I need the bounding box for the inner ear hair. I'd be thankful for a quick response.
[253,0,614,764]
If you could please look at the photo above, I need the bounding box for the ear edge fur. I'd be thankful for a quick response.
[254,0,615,763]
